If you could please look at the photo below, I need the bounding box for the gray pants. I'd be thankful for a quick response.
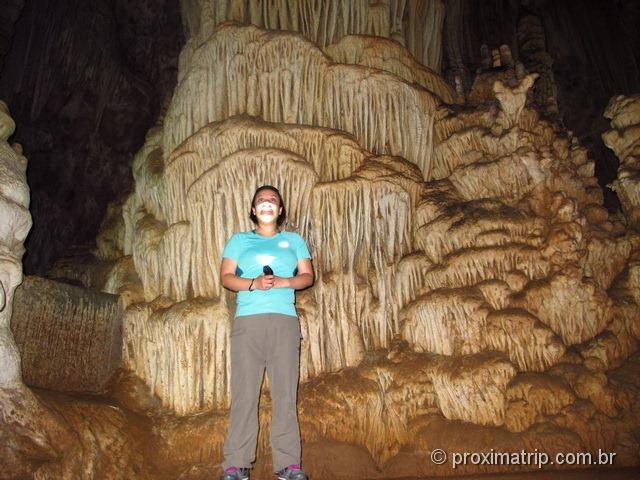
[222,313,303,472]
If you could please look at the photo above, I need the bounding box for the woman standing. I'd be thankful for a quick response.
[219,185,313,480]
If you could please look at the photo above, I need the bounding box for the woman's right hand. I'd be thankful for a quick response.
[252,274,274,290]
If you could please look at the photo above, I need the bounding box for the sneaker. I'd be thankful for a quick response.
[275,464,308,480]
[220,466,250,480]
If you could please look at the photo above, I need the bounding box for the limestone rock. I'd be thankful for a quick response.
[7,7,640,478]
[514,272,613,345]
[603,95,640,229]
[505,373,575,432]
[11,276,122,394]
[180,0,447,72]
[431,352,516,427]
[0,101,31,388]
[80,26,640,476]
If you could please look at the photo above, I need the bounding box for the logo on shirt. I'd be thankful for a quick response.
[278,241,289,248]
[256,254,276,266]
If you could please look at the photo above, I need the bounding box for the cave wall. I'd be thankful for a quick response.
[0,0,23,70]
[39,13,639,478]
[1,0,638,277]
[442,0,640,211]
[2,1,640,479]
[0,0,184,275]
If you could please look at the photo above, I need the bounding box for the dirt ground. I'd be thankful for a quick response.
[386,466,640,480]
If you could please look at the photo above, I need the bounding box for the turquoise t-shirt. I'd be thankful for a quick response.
[222,230,311,317]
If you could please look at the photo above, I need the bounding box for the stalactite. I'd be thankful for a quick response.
[102,256,144,308]
[476,279,513,310]
[309,175,415,351]
[48,247,116,291]
[549,363,619,418]
[581,234,633,290]
[133,143,166,225]
[164,116,368,224]
[132,214,166,302]
[179,0,446,73]
[415,199,546,264]
[122,299,231,415]
[505,374,575,433]
[401,288,489,356]
[68,12,640,477]
[421,245,550,292]
[401,290,564,373]
[431,352,516,426]
[432,128,520,181]
[578,314,639,372]
[512,273,613,346]
[103,105,424,394]
[324,34,457,104]
[448,149,545,203]
[163,24,437,179]
[394,254,433,313]
[485,309,565,372]
[187,148,317,298]
[96,199,126,261]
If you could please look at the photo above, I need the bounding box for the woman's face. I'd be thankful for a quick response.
[252,189,283,225]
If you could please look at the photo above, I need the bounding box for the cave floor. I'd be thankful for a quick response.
[390,466,640,479]
[26,387,640,480]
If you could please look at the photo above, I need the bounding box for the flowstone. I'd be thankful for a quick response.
[80,23,640,477]
[7,8,640,479]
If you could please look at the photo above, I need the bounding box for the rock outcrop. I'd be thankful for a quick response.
[4,4,640,478]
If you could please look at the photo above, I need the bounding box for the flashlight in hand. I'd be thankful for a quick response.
[263,265,273,275]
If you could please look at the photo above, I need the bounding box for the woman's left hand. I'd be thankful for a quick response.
[272,276,291,288]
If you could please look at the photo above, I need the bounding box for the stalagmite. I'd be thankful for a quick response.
[96,198,126,261]
[493,74,538,129]
[517,15,560,117]
[1,102,155,478]
[0,99,31,389]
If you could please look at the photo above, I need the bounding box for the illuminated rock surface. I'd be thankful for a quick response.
[4,6,640,480]
[603,95,640,230]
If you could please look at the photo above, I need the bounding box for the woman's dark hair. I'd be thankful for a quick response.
[249,185,287,226]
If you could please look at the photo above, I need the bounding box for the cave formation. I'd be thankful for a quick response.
[1,1,640,479]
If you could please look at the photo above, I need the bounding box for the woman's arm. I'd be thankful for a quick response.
[221,258,252,291]
[220,258,274,291]
[273,258,314,290]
